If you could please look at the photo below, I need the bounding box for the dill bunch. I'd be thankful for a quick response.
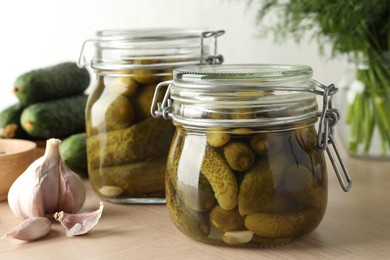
[253,0,390,157]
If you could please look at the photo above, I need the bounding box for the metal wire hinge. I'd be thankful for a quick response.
[77,39,95,68]
[315,83,352,192]
[201,30,225,65]
[150,81,173,120]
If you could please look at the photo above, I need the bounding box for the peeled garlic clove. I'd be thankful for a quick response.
[2,217,51,241]
[222,230,254,245]
[8,139,62,218]
[98,185,124,197]
[54,202,104,237]
[58,158,86,213]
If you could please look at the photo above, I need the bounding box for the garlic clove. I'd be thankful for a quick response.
[1,217,51,241]
[98,185,124,197]
[57,158,86,213]
[222,230,254,245]
[54,202,104,237]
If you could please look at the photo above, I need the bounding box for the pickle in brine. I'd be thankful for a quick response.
[89,157,166,196]
[284,164,327,209]
[166,179,210,240]
[209,206,245,232]
[176,173,215,212]
[87,117,174,168]
[251,133,283,156]
[223,142,255,172]
[206,128,231,148]
[244,209,317,238]
[238,160,274,216]
[200,146,238,211]
[132,60,160,84]
[132,83,163,121]
[108,76,138,97]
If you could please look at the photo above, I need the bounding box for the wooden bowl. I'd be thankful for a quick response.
[0,139,37,201]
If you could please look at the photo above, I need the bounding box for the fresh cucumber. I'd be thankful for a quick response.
[13,62,90,105]
[0,103,28,138]
[60,132,88,178]
[21,95,88,138]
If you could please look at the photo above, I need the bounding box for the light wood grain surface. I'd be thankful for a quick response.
[1,150,390,260]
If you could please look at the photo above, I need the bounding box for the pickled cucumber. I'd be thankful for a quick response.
[166,130,216,211]
[244,209,317,238]
[284,164,327,209]
[108,76,138,97]
[132,60,160,84]
[87,117,174,168]
[238,160,274,216]
[223,142,255,172]
[231,128,253,135]
[254,193,297,214]
[209,206,245,232]
[132,84,162,121]
[206,128,231,147]
[166,130,184,191]
[200,146,238,210]
[177,173,215,212]
[251,133,283,156]
[90,94,134,132]
[166,178,210,240]
[294,126,317,152]
[89,157,165,196]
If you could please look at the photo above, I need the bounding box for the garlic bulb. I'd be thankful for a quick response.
[7,138,86,219]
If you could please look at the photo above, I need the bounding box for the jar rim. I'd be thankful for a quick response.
[87,28,220,71]
[161,64,318,129]
[96,28,208,41]
[174,64,313,84]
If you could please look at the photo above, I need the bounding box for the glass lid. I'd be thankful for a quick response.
[174,64,313,85]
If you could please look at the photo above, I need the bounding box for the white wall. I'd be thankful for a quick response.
[0,0,347,109]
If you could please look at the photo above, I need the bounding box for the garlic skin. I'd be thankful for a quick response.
[58,158,86,213]
[2,217,51,241]
[54,202,104,237]
[7,138,86,219]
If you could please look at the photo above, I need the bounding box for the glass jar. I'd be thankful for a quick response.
[79,28,224,204]
[336,52,390,160]
[152,64,352,247]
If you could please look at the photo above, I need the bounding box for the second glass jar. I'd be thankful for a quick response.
[81,28,224,203]
[151,64,352,246]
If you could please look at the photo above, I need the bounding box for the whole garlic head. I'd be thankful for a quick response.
[7,138,86,219]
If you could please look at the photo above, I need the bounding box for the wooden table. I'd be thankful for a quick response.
[1,152,390,260]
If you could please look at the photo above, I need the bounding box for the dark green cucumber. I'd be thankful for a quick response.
[21,95,88,138]
[0,103,28,138]
[60,132,88,178]
[13,62,90,105]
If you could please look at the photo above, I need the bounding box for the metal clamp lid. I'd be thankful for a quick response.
[77,29,225,69]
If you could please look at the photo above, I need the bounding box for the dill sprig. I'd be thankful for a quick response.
[252,0,390,156]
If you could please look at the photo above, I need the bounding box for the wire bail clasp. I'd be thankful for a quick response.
[77,39,96,68]
[314,82,352,192]
[151,81,173,120]
[201,30,225,65]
